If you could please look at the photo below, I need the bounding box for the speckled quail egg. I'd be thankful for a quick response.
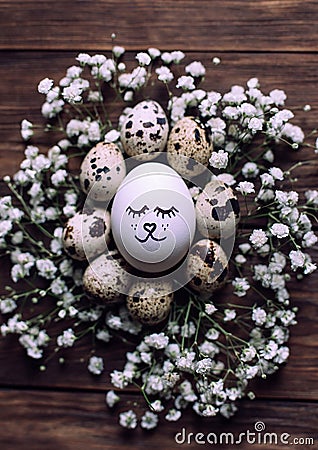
[62,206,111,261]
[195,180,240,239]
[186,239,228,296]
[79,142,126,202]
[82,252,131,305]
[120,100,169,159]
[167,116,212,178]
[126,280,174,326]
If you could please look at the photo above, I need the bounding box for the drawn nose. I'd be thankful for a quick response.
[143,222,157,234]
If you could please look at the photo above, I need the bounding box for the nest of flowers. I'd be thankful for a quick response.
[0,43,317,430]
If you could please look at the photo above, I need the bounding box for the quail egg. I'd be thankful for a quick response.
[79,142,126,202]
[167,116,212,178]
[126,280,174,325]
[186,239,228,296]
[120,100,169,159]
[62,206,110,261]
[82,252,131,304]
[195,179,240,239]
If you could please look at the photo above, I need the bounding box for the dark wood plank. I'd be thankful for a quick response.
[0,390,317,450]
[1,51,318,180]
[1,0,318,52]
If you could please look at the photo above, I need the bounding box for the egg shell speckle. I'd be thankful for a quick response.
[62,207,111,261]
[126,280,174,325]
[167,116,212,177]
[79,142,126,202]
[186,239,228,296]
[83,253,131,304]
[120,100,169,159]
[196,180,240,239]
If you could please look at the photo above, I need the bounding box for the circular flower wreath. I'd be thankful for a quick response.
[1,43,318,430]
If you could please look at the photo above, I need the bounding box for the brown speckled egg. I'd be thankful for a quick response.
[196,180,240,239]
[167,116,212,177]
[126,280,174,326]
[62,207,110,261]
[83,252,130,305]
[186,239,228,296]
[120,100,169,159]
[79,142,126,202]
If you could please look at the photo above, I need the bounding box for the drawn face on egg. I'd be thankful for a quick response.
[111,163,196,273]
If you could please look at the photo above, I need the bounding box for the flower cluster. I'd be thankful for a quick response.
[0,44,317,431]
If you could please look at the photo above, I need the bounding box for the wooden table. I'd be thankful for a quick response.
[0,1,317,449]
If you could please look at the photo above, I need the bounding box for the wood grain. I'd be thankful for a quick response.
[0,51,318,178]
[0,0,318,447]
[0,1,318,52]
[0,390,317,450]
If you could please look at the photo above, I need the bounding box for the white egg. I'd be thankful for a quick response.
[120,100,169,159]
[111,162,196,273]
[79,142,126,202]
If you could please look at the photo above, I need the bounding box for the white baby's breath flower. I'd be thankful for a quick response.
[165,409,182,421]
[148,47,161,59]
[232,277,250,297]
[209,149,228,169]
[105,390,120,407]
[176,75,195,91]
[112,45,125,58]
[205,303,217,315]
[38,78,54,94]
[270,223,289,239]
[88,356,104,375]
[155,66,174,83]
[249,229,268,249]
[269,167,284,180]
[236,181,255,195]
[136,52,151,66]
[269,89,286,106]
[104,129,120,143]
[212,56,221,65]
[119,410,137,429]
[171,50,185,63]
[289,250,306,270]
[185,61,206,77]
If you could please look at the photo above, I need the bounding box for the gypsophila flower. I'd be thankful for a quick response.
[224,309,237,322]
[106,390,120,407]
[155,66,174,83]
[88,356,104,375]
[232,277,250,297]
[236,181,255,195]
[136,52,151,66]
[205,303,217,315]
[165,409,182,422]
[119,410,137,429]
[289,250,306,270]
[271,223,289,239]
[250,229,268,249]
[242,162,259,178]
[185,61,206,77]
[112,45,125,58]
[209,149,228,169]
[269,167,284,180]
[38,78,54,94]
[176,75,195,91]
[57,328,76,347]
[144,332,169,349]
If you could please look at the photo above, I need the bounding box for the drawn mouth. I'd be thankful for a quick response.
[135,233,166,243]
